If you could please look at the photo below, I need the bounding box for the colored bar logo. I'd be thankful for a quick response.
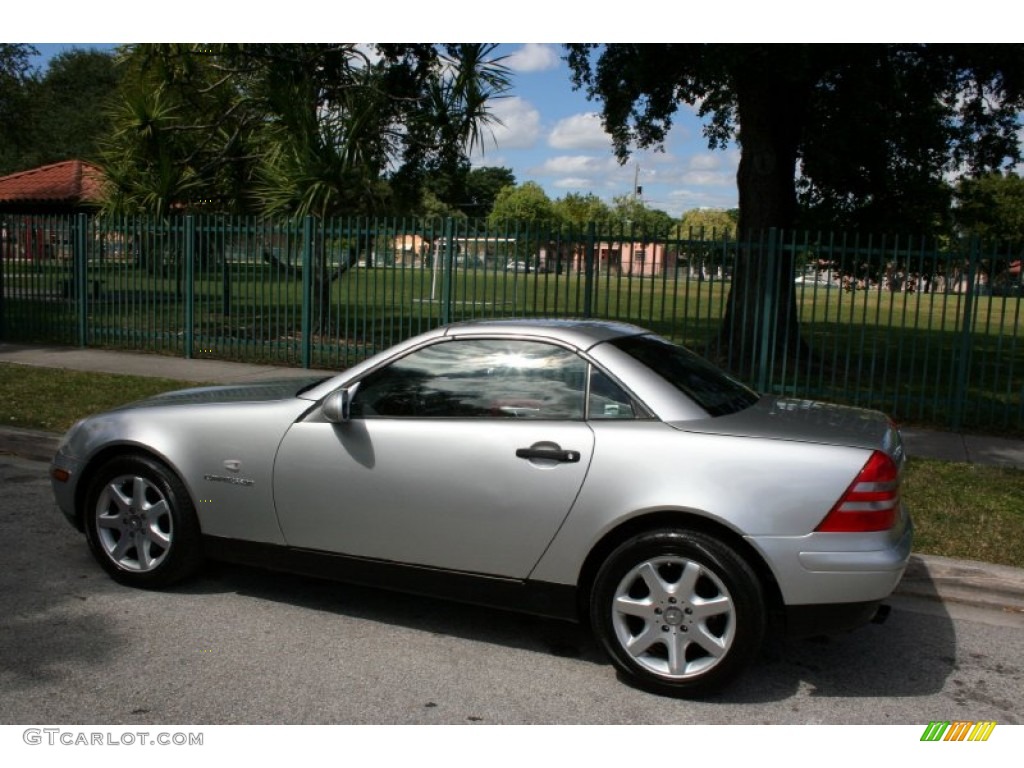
[921,721,997,741]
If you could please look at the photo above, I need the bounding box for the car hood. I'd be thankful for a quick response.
[671,395,904,461]
[112,376,330,411]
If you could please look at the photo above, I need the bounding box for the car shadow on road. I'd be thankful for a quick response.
[176,561,604,662]
[723,606,956,704]
[173,559,958,704]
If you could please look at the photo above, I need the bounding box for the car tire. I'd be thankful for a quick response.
[590,529,765,697]
[83,454,203,588]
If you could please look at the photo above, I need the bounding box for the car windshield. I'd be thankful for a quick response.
[295,377,332,396]
[611,335,759,417]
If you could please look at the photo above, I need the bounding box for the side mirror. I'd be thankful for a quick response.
[322,389,351,423]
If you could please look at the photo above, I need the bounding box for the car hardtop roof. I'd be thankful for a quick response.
[443,318,651,347]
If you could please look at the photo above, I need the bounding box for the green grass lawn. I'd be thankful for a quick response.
[6,261,1021,434]
[1,362,1021,568]
[902,457,1024,568]
[0,363,197,433]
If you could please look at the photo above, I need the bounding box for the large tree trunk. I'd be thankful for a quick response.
[716,230,808,387]
[714,54,817,385]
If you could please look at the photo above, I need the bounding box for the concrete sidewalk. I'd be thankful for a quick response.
[0,342,337,385]
[2,341,1024,616]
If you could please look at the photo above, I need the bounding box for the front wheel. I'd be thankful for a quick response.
[590,529,765,697]
[84,455,203,588]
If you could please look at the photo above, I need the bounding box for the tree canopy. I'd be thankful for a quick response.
[608,194,675,232]
[0,46,121,176]
[28,48,121,169]
[552,192,610,229]
[566,44,1024,236]
[566,44,1024,376]
[99,43,511,218]
[462,166,516,218]
[488,181,555,225]
[679,208,738,239]
[0,44,37,175]
[955,172,1024,244]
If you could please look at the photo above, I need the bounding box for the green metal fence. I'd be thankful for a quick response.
[2,212,1021,434]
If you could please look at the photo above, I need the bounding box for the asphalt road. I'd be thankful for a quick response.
[2,454,1022,725]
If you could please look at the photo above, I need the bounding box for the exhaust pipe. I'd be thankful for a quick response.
[871,604,892,624]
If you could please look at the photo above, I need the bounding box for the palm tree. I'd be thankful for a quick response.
[250,44,510,331]
[98,44,510,330]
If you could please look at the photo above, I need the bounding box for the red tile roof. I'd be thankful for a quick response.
[0,160,105,205]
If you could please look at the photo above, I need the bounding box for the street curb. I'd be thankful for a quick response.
[0,426,61,463]
[895,554,1024,614]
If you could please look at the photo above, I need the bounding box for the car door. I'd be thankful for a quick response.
[273,337,596,579]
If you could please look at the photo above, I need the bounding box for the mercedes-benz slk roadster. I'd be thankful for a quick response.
[52,319,912,695]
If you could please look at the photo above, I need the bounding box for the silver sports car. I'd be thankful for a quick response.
[51,319,912,696]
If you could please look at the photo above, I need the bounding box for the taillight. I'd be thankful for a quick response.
[816,450,900,533]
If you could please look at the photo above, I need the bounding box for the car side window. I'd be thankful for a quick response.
[588,367,638,420]
[350,339,587,419]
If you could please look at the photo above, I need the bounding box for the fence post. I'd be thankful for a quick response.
[951,237,978,432]
[440,217,455,324]
[0,217,6,341]
[301,216,314,368]
[221,216,231,317]
[74,213,89,347]
[222,260,231,317]
[583,221,596,318]
[756,228,779,393]
[184,215,195,359]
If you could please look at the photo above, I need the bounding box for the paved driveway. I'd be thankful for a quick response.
[2,455,1022,725]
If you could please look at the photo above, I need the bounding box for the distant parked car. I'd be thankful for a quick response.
[51,319,911,696]
[794,274,834,286]
[506,260,531,273]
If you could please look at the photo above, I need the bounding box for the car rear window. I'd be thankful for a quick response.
[611,335,759,417]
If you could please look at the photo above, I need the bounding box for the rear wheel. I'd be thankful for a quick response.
[590,529,765,696]
[84,455,203,588]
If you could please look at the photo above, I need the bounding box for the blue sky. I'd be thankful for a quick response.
[21,2,1010,219]
[479,45,739,217]
[27,42,736,218]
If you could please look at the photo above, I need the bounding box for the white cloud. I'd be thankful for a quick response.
[687,154,722,172]
[677,150,738,188]
[504,44,560,73]
[548,113,612,151]
[665,188,737,214]
[681,170,735,187]
[630,151,737,190]
[471,153,509,170]
[532,155,642,198]
[533,154,618,176]
[481,97,542,153]
[552,177,594,189]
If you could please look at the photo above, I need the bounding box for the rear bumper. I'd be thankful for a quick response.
[750,507,914,607]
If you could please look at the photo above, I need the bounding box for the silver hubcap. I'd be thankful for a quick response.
[612,556,735,679]
[95,475,173,572]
